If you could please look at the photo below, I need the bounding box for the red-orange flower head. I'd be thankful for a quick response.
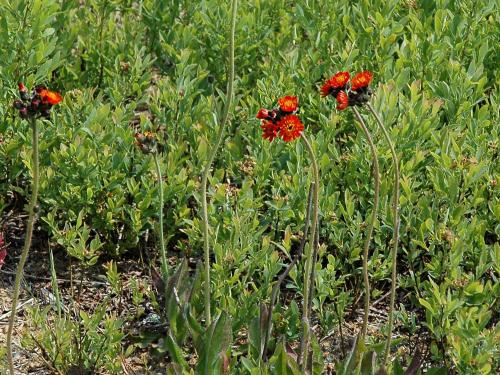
[261,120,279,142]
[336,91,349,110]
[14,83,62,119]
[38,89,63,105]
[321,71,350,97]
[277,95,298,113]
[277,114,304,142]
[351,71,373,91]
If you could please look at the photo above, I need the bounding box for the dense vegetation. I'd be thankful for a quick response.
[0,0,498,374]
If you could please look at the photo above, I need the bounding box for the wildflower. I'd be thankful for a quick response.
[38,89,63,105]
[321,70,374,108]
[336,91,349,110]
[321,71,350,97]
[135,131,158,154]
[277,114,304,142]
[13,83,62,119]
[277,95,298,113]
[261,120,279,142]
[257,96,304,142]
[351,71,373,92]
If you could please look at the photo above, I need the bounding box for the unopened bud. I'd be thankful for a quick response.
[41,109,51,118]
[13,100,24,109]
[19,107,28,118]
[31,99,40,110]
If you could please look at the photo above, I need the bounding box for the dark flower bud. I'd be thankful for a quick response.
[31,99,40,111]
[41,109,51,118]
[35,85,47,93]
[256,108,269,120]
[19,107,28,118]
[13,100,24,109]
[18,82,30,101]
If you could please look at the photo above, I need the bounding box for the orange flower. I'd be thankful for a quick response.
[39,89,63,105]
[143,131,155,139]
[351,71,373,91]
[321,71,350,97]
[261,120,279,142]
[336,91,349,110]
[277,114,304,142]
[277,96,298,113]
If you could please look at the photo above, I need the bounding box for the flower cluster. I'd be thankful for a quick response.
[13,83,63,119]
[134,131,157,154]
[321,71,373,110]
[256,96,304,142]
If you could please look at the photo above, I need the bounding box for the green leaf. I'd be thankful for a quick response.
[342,334,364,375]
[269,342,300,375]
[360,351,376,375]
[426,367,446,375]
[418,298,435,315]
[165,333,189,369]
[196,312,232,375]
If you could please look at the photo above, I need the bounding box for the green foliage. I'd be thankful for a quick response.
[0,0,498,373]
[22,304,124,374]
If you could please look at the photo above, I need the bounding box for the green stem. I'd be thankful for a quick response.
[200,0,238,327]
[352,106,380,339]
[153,152,168,280]
[6,117,40,375]
[49,246,62,317]
[306,216,319,318]
[367,102,400,364]
[262,182,314,362]
[299,133,320,373]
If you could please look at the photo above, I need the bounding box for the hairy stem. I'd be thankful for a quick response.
[367,102,400,363]
[6,117,40,375]
[307,217,320,319]
[352,106,380,339]
[153,152,168,280]
[299,133,320,373]
[200,0,238,327]
[262,182,314,362]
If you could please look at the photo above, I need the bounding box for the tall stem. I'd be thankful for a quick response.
[352,107,380,339]
[299,133,320,373]
[6,117,40,375]
[306,217,319,317]
[262,182,314,362]
[153,152,168,280]
[367,102,400,364]
[200,0,238,327]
